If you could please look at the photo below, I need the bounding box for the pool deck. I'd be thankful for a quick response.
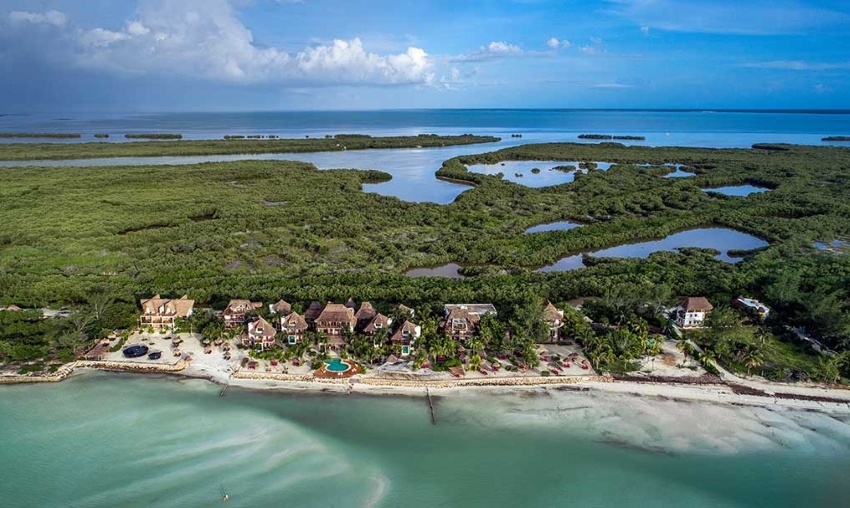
[314,359,360,379]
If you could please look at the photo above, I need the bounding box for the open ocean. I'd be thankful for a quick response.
[2,109,850,147]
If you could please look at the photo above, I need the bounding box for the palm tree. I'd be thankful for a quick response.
[468,337,485,359]
[698,348,716,366]
[742,345,764,376]
[87,293,115,324]
[469,354,482,372]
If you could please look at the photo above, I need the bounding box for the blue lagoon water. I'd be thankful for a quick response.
[540,228,769,272]
[702,185,771,197]
[3,109,849,203]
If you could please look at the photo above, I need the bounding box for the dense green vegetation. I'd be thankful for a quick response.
[578,134,646,140]
[0,142,848,379]
[0,134,500,161]
[0,133,81,139]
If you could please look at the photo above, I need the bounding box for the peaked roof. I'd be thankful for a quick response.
[271,299,292,314]
[282,312,308,330]
[249,316,276,338]
[363,313,390,334]
[355,302,377,322]
[140,295,195,317]
[224,299,262,312]
[542,300,563,321]
[304,301,323,320]
[392,320,419,342]
[316,303,356,325]
[394,304,414,316]
[680,297,714,312]
[345,297,357,309]
[445,306,481,325]
[5,304,21,312]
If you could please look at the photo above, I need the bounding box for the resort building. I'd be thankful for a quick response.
[223,299,262,329]
[732,296,770,321]
[354,302,378,331]
[394,304,415,317]
[139,295,195,331]
[391,320,420,357]
[443,304,497,341]
[244,316,277,349]
[674,297,714,329]
[304,301,324,323]
[542,300,565,340]
[269,299,292,316]
[315,303,357,338]
[363,314,392,344]
[345,297,357,309]
[280,312,308,345]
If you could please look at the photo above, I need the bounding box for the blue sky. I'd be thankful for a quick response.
[0,0,848,111]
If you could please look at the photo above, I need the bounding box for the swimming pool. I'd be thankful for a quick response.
[325,358,352,372]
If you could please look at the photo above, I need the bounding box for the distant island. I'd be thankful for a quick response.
[125,133,183,140]
[0,132,81,139]
[0,134,501,161]
[578,134,646,141]
[822,136,850,142]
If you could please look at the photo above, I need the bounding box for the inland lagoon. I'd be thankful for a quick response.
[701,185,770,197]
[1,372,850,508]
[539,228,768,272]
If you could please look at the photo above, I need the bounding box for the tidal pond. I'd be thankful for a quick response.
[405,263,465,278]
[466,160,613,187]
[702,185,769,196]
[524,221,583,234]
[539,228,768,272]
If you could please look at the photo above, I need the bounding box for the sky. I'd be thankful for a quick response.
[0,0,848,112]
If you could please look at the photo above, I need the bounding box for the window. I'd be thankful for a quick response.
[288,336,297,344]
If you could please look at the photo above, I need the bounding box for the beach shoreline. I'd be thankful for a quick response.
[5,357,849,415]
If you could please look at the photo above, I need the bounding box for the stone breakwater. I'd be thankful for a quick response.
[231,370,612,388]
[357,374,612,389]
[0,360,187,384]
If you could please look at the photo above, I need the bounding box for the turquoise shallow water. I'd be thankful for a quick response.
[2,372,850,508]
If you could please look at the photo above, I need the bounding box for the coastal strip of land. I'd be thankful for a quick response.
[4,358,849,414]
[0,134,500,161]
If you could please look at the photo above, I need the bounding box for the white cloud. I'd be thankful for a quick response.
[79,28,130,48]
[126,21,150,36]
[8,10,67,27]
[451,40,523,62]
[486,41,521,54]
[60,0,433,86]
[547,37,571,49]
[296,39,432,85]
[640,26,650,34]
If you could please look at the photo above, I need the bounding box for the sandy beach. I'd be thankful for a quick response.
[5,331,850,416]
